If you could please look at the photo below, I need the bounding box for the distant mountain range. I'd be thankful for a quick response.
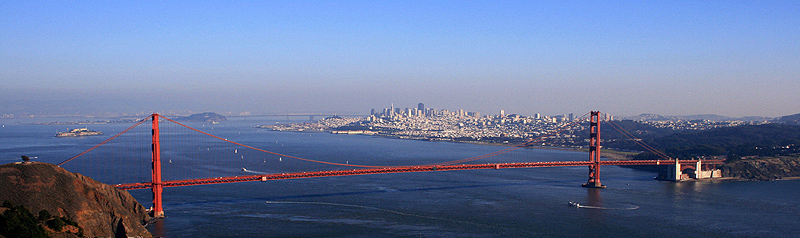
[622,113,778,122]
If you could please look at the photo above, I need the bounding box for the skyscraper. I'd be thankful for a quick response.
[418,103,424,112]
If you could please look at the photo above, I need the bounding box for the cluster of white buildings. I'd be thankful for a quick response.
[263,103,588,143]
[310,103,585,142]
[361,111,582,141]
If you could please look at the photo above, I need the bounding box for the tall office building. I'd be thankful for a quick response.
[418,103,424,112]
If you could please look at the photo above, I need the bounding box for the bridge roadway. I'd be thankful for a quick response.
[115,159,724,190]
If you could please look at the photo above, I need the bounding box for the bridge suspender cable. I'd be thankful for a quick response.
[161,112,590,168]
[601,114,672,160]
[157,115,384,168]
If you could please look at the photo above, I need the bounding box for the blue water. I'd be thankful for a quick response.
[2,117,799,237]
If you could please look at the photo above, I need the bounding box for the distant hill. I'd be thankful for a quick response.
[632,123,800,159]
[623,113,772,122]
[576,119,676,141]
[175,112,227,122]
[775,113,800,125]
[624,114,680,121]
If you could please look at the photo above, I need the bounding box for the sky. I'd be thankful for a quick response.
[2,1,799,118]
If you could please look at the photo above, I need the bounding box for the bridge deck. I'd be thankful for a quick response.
[116,159,723,190]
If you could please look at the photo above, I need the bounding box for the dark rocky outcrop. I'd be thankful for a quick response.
[719,157,800,180]
[0,162,152,238]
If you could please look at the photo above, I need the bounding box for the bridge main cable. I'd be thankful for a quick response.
[158,115,384,168]
[57,116,150,166]
[602,115,672,160]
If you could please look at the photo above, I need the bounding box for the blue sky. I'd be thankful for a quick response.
[2,1,798,117]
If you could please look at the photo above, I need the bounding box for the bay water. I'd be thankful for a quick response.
[1,117,798,237]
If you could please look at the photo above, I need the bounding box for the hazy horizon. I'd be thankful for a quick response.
[2,2,799,118]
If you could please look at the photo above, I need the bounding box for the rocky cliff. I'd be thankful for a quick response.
[719,157,800,180]
[0,162,152,238]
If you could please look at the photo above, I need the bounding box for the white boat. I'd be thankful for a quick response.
[568,201,580,207]
[242,167,247,171]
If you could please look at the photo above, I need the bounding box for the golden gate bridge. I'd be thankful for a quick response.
[55,111,723,218]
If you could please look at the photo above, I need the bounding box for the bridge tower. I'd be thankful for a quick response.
[582,111,606,188]
[151,114,165,218]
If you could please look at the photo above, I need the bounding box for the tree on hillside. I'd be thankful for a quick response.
[21,156,30,162]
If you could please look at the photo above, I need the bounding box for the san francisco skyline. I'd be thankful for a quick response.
[2,1,799,118]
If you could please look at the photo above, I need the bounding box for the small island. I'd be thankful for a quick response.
[174,112,227,123]
[55,128,103,137]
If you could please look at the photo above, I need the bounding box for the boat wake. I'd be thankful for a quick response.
[568,201,638,210]
[241,167,266,174]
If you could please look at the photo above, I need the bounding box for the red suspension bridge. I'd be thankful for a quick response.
[56,111,723,218]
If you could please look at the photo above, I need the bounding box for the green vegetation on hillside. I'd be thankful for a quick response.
[0,201,85,238]
[627,124,800,159]
[0,201,48,238]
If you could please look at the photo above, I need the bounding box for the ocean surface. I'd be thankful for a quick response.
[2,117,799,237]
